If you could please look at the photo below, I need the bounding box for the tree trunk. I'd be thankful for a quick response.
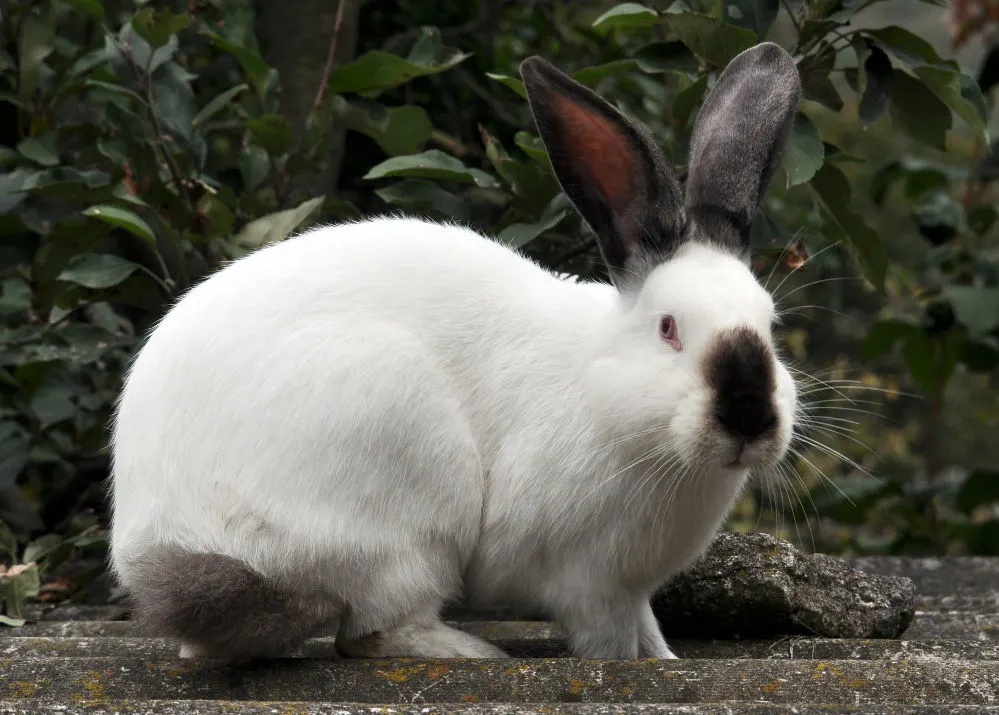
[257,0,360,196]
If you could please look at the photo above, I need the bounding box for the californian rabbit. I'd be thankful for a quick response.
[110,41,801,661]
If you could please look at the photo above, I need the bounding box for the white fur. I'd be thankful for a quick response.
[110,216,796,658]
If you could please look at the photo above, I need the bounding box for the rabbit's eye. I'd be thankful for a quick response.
[659,315,682,350]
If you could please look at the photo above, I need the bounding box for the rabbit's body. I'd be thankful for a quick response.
[111,42,804,660]
[112,217,752,657]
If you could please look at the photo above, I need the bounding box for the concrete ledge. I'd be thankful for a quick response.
[3,702,999,715]
[4,635,999,661]
[6,611,999,644]
[2,657,999,705]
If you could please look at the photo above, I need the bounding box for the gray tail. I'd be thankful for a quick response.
[127,550,327,661]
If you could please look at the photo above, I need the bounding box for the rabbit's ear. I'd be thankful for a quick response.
[520,56,686,289]
[685,42,801,254]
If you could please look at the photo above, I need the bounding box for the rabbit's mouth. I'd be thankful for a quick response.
[723,435,782,470]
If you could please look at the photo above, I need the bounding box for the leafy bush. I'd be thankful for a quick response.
[1,0,998,617]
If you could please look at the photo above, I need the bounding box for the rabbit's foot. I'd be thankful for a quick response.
[336,620,508,658]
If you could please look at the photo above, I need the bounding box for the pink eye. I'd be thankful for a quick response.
[660,315,681,350]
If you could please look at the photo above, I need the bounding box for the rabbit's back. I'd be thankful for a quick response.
[109,217,603,612]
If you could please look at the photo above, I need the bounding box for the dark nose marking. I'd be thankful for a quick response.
[704,327,777,441]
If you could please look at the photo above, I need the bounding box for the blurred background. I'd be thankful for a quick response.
[1,0,998,615]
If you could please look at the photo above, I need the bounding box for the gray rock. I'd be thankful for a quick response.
[653,532,916,639]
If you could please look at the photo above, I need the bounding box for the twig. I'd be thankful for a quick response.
[306,0,350,131]
[115,35,192,211]
[781,0,801,35]
[430,129,470,157]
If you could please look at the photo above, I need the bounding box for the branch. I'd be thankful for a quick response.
[306,0,352,131]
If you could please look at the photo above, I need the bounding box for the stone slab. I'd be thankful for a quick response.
[3,657,999,705]
[2,703,999,715]
[8,609,999,644]
[847,557,999,600]
[5,635,999,662]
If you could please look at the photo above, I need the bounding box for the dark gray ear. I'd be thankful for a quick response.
[519,56,686,289]
[685,42,801,254]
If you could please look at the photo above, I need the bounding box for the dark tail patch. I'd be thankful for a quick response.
[126,550,334,661]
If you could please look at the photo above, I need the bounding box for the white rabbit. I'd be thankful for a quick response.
[109,42,801,661]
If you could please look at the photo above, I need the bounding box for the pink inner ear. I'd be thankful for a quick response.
[553,95,634,209]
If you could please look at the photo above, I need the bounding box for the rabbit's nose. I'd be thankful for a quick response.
[716,395,777,440]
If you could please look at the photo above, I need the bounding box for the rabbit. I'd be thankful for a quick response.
[109,41,801,662]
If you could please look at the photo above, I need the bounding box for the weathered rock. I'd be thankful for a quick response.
[653,532,916,639]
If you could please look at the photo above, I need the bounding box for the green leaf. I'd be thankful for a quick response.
[784,112,824,187]
[915,66,988,137]
[335,99,433,157]
[239,146,270,192]
[132,7,190,49]
[364,150,500,188]
[69,47,112,78]
[327,49,470,94]
[0,616,25,627]
[203,29,276,99]
[960,73,990,131]
[592,3,659,32]
[0,49,13,74]
[634,41,699,74]
[0,435,29,489]
[514,132,552,167]
[968,204,997,236]
[800,46,842,112]
[911,191,962,246]
[481,127,558,211]
[889,70,951,151]
[0,522,16,562]
[16,134,59,167]
[488,62,636,99]
[864,26,956,70]
[19,12,56,100]
[0,563,40,620]
[858,45,892,127]
[56,0,105,21]
[723,0,780,40]
[57,253,142,289]
[664,12,756,67]
[944,286,999,336]
[810,163,887,291]
[376,180,468,220]
[192,84,248,127]
[957,470,999,514]
[902,329,958,392]
[82,205,156,246]
[22,167,110,193]
[230,196,325,250]
[194,192,235,241]
[152,61,196,141]
[486,73,527,99]
[84,79,145,105]
[572,59,639,85]
[672,74,708,126]
[862,319,920,360]
[498,209,569,249]
[246,114,293,156]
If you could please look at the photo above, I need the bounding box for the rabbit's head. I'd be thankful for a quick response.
[521,43,800,474]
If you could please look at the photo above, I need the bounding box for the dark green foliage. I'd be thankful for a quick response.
[1,0,998,618]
